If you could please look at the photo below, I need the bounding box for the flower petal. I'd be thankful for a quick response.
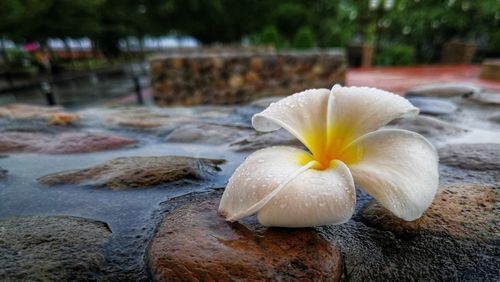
[258,160,355,227]
[346,129,439,221]
[219,146,313,221]
[218,146,356,227]
[326,85,419,149]
[252,89,330,156]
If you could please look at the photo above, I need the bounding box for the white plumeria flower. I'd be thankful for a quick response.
[219,85,439,228]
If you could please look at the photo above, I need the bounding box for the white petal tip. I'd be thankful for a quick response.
[251,113,281,132]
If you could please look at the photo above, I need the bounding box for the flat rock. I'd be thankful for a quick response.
[149,189,500,281]
[0,104,79,125]
[0,167,6,179]
[38,156,224,189]
[391,115,467,138]
[322,219,499,281]
[231,129,303,151]
[107,113,193,129]
[439,143,500,171]
[165,123,250,145]
[467,91,500,105]
[147,191,342,281]
[0,131,136,154]
[405,83,480,97]
[0,216,111,281]
[407,96,458,115]
[489,113,500,124]
[103,107,195,129]
[359,183,499,242]
[249,96,283,108]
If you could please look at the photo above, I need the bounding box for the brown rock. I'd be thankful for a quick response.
[165,123,250,145]
[360,183,499,242]
[151,51,346,106]
[147,193,342,281]
[0,131,136,154]
[0,104,79,125]
[38,156,224,190]
[228,74,244,88]
[249,57,263,71]
[438,143,500,171]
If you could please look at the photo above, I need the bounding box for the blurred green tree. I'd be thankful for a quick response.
[0,0,499,63]
[293,26,316,49]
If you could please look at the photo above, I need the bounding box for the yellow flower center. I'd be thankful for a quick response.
[298,120,364,170]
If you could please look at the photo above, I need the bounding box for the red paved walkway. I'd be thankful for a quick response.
[347,65,500,95]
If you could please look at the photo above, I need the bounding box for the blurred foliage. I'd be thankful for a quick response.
[375,44,416,66]
[293,27,316,49]
[0,0,499,64]
[258,26,285,49]
[5,48,32,68]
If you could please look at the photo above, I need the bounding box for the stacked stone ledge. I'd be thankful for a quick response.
[150,49,347,106]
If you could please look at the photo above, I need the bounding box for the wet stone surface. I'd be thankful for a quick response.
[150,185,500,281]
[0,167,6,179]
[38,156,224,190]
[0,83,499,282]
[0,131,137,154]
[0,216,111,281]
[165,123,251,145]
[148,190,343,281]
[390,115,468,139]
[439,143,500,171]
[467,91,500,105]
[489,113,500,124]
[320,215,500,281]
[405,83,481,97]
[230,129,303,152]
[359,183,499,242]
[0,104,80,125]
[407,96,458,115]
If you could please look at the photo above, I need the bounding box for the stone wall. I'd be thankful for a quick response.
[150,50,346,106]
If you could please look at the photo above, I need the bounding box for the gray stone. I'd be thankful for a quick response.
[249,96,283,108]
[467,91,500,105]
[106,110,194,129]
[165,123,250,145]
[321,219,499,281]
[489,113,500,124]
[0,216,111,281]
[0,167,6,179]
[439,143,500,171]
[231,129,303,152]
[406,83,480,97]
[392,115,467,138]
[38,156,224,190]
[407,96,458,115]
